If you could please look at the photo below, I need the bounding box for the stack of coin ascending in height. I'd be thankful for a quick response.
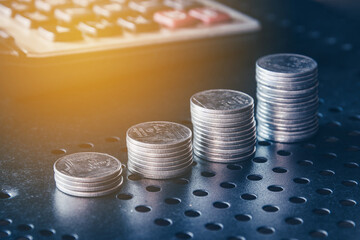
[126,121,193,179]
[54,152,123,197]
[256,53,319,142]
[190,89,257,163]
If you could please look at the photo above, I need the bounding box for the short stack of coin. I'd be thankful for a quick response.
[54,152,123,197]
[256,53,319,142]
[190,89,257,163]
[126,121,193,179]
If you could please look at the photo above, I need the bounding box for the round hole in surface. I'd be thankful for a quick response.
[344,162,359,168]
[257,226,275,234]
[312,208,331,216]
[165,197,181,205]
[253,157,267,163]
[285,217,303,225]
[339,199,357,206]
[146,185,161,192]
[175,232,193,239]
[205,223,223,231]
[258,141,271,146]
[39,229,55,237]
[117,193,133,200]
[309,230,328,238]
[173,178,189,185]
[277,150,291,156]
[297,160,314,166]
[135,205,151,213]
[213,201,230,209]
[262,205,279,212]
[349,114,360,121]
[337,220,355,228]
[227,164,242,170]
[220,182,236,189]
[316,188,333,195]
[154,218,172,227]
[15,237,32,240]
[62,234,77,240]
[324,136,339,143]
[105,136,120,142]
[193,190,208,197]
[322,152,337,159]
[127,174,142,181]
[0,191,11,200]
[201,171,216,177]
[241,193,257,201]
[235,214,252,222]
[289,197,307,204]
[247,174,263,181]
[328,106,343,113]
[227,236,245,240]
[17,224,33,231]
[346,145,360,152]
[293,177,310,184]
[0,219,11,226]
[319,170,335,176]
[51,149,66,155]
[78,143,94,149]
[341,180,358,187]
[303,143,316,149]
[327,120,341,128]
[267,185,283,192]
[184,210,201,218]
[272,167,287,173]
[0,230,10,238]
[348,130,360,136]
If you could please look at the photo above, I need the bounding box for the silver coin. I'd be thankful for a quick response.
[126,139,191,154]
[127,161,192,179]
[127,153,192,168]
[127,143,192,158]
[256,111,317,125]
[257,83,318,98]
[193,143,255,158]
[55,175,123,192]
[256,77,317,91]
[256,115,318,128]
[193,140,255,155]
[257,128,318,143]
[257,118,318,132]
[191,114,254,128]
[55,176,124,198]
[256,70,317,82]
[257,123,318,137]
[256,105,317,120]
[256,90,318,104]
[257,100,318,113]
[126,121,192,149]
[54,152,122,183]
[190,105,254,120]
[192,119,256,134]
[193,147,256,163]
[256,53,317,77]
[193,134,256,148]
[193,127,256,142]
[54,170,123,187]
[191,109,254,124]
[257,93,318,108]
[127,147,193,163]
[190,89,254,114]
[128,155,193,171]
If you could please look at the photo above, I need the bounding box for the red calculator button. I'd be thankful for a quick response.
[153,10,197,29]
[189,8,231,25]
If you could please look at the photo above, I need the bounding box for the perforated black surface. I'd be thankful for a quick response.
[1,0,360,240]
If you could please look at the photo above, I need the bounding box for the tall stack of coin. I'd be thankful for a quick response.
[190,89,256,163]
[256,53,319,142]
[126,121,193,179]
[54,152,123,197]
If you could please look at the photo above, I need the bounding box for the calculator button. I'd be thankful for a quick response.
[78,19,123,37]
[153,10,197,29]
[35,0,71,13]
[0,2,33,18]
[38,25,83,41]
[189,7,231,25]
[55,7,94,24]
[163,0,201,10]
[117,15,159,33]
[15,11,53,28]
[93,3,133,20]
[128,0,166,16]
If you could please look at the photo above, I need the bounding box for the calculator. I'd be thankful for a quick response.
[0,0,260,58]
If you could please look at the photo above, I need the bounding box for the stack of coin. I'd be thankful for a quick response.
[256,53,319,142]
[54,152,123,197]
[126,121,193,179]
[190,89,256,163]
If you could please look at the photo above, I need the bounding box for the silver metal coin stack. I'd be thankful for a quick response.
[54,152,124,197]
[256,53,319,142]
[190,89,257,163]
[126,121,193,179]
